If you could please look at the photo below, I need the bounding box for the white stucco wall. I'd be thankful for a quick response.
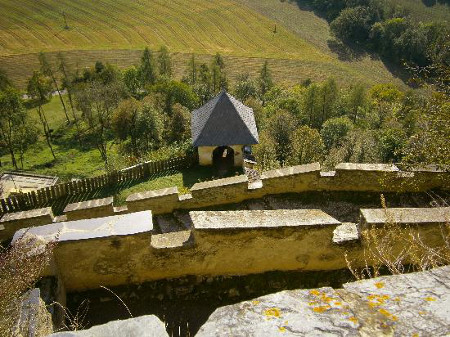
[198,145,244,167]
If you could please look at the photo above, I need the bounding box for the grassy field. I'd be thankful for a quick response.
[0,0,407,88]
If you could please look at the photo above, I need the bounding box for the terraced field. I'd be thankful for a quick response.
[0,0,405,88]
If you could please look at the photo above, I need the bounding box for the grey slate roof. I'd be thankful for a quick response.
[191,91,259,147]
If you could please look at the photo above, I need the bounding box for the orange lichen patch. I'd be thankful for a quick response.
[264,308,282,318]
[418,311,426,315]
[252,300,260,305]
[278,326,286,332]
[284,321,289,325]
[391,315,398,321]
[367,294,390,308]
[313,305,331,313]
[379,308,391,317]
[309,301,319,306]
[348,316,358,324]
[334,301,342,306]
[375,282,385,289]
[368,301,380,308]
[424,297,436,301]
[394,297,401,302]
[412,333,419,337]
[310,289,320,296]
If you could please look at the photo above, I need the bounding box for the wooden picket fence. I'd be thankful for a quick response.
[0,154,198,215]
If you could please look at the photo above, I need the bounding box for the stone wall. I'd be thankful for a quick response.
[123,162,450,216]
[13,206,449,292]
[0,207,54,241]
[64,197,114,221]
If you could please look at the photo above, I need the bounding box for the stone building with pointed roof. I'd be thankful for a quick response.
[191,91,259,168]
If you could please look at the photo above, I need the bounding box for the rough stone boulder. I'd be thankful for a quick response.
[49,315,168,337]
[197,266,450,336]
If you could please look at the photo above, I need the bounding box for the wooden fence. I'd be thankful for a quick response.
[0,154,197,215]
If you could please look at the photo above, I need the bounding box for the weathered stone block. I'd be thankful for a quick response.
[50,315,168,337]
[64,197,114,221]
[0,207,54,241]
[326,163,400,192]
[126,187,179,214]
[188,175,249,207]
[197,287,359,336]
[333,222,359,245]
[261,162,321,194]
[360,207,450,227]
[13,288,54,337]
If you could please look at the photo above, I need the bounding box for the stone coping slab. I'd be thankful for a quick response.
[151,230,192,249]
[126,187,178,202]
[50,315,168,337]
[190,175,248,191]
[261,162,320,180]
[63,196,113,213]
[190,209,340,230]
[360,207,450,226]
[12,211,153,243]
[336,163,399,172]
[0,207,53,223]
[332,222,359,244]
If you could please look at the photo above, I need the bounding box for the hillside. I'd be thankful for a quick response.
[0,0,404,88]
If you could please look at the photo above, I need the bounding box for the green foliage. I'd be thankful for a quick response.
[234,73,257,101]
[267,110,298,165]
[378,127,407,162]
[330,6,375,42]
[258,61,273,102]
[253,131,280,171]
[0,68,11,91]
[139,47,157,86]
[158,46,173,79]
[123,67,141,98]
[287,126,325,165]
[321,116,354,150]
[168,103,191,143]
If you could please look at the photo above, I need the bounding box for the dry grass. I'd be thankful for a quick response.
[0,0,405,88]
[0,234,56,336]
[345,195,450,280]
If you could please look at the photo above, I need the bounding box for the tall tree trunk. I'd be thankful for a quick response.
[9,147,17,170]
[51,75,70,123]
[38,106,56,160]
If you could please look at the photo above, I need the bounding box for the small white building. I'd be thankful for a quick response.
[191,91,259,170]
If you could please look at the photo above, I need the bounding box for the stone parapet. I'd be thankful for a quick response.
[187,175,249,208]
[0,207,54,241]
[63,197,114,221]
[360,207,450,227]
[260,162,321,195]
[126,187,179,215]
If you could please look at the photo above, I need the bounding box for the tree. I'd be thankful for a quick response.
[321,116,353,150]
[158,46,172,78]
[287,126,325,165]
[168,103,191,143]
[267,110,297,165]
[27,71,56,159]
[317,78,338,128]
[39,52,70,123]
[347,82,367,123]
[303,83,320,128]
[74,79,125,167]
[123,66,141,98]
[137,102,164,150]
[378,127,406,162]
[253,131,280,171]
[0,88,28,169]
[112,98,141,156]
[139,47,157,86]
[183,54,197,85]
[258,61,273,103]
[330,6,375,43]
[0,69,11,91]
[211,53,227,94]
[151,80,199,114]
[234,73,257,101]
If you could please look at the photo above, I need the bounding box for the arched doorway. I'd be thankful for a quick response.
[212,146,234,176]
